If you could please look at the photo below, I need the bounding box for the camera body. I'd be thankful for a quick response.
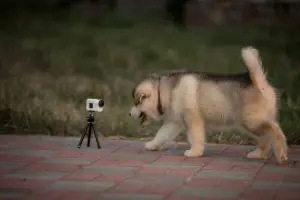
[86,98,104,112]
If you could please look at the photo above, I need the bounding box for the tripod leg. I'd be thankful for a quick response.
[87,123,92,147]
[77,123,89,148]
[91,124,101,149]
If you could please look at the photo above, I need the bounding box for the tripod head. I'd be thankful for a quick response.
[87,111,95,123]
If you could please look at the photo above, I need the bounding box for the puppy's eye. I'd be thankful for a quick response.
[139,94,149,103]
[134,94,148,106]
[133,94,149,106]
[139,94,145,102]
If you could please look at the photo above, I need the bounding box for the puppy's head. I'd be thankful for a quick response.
[129,79,161,125]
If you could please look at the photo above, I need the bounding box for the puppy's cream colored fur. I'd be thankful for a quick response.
[129,46,288,164]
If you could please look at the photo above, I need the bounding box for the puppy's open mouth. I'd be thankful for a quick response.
[139,112,147,124]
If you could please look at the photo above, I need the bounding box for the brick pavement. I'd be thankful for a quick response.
[0,135,299,200]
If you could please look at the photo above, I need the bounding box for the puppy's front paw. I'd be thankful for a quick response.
[246,148,263,159]
[280,153,288,164]
[276,150,288,164]
[145,141,158,151]
[184,149,203,157]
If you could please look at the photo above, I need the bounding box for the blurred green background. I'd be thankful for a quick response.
[0,0,299,145]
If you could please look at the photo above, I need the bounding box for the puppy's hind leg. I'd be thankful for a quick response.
[183,110,205,157]
[246,137,272,160]
[269,121,288,163]
[145,121,184,151]
[244,121,288,164]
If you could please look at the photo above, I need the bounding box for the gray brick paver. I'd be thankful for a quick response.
[1,149,58,157]
[175,186,243,198]
[260,166,299,174]
[50,181,115,191]
[108,153,158,161]
[195,170,255,180]
[0,162,27,170]
[42,158,97,165]
[123,175,186,185]
[147,161,202,169]
[251,181,300,190]
[0,188,31,198]
[4,171,68,180]
[96,193,164,200]
[210,158,265,165]
[82,165,139,174]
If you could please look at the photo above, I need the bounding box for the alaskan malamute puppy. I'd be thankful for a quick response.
[129,46,288,164]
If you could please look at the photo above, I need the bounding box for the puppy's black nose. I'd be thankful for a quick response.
[129,113,131,116]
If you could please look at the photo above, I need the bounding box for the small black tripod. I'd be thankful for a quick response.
[77,112,101,149]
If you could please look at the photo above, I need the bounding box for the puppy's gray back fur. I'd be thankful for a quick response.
[155,70,255,126]
[157,70,253,89]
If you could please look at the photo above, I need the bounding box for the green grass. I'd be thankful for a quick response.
[1,8,300,145]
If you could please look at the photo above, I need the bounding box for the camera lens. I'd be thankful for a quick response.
[98,99,104,107]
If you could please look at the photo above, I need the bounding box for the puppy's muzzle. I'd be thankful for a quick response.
[129,106,147,124]
[129,106,141,118]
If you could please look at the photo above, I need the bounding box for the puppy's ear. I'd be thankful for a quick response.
[132,87,136,98]
[148,73,160,80]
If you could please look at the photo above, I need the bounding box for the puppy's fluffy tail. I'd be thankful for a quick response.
[241,46,269,93]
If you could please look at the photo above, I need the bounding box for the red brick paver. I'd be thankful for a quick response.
[0,135,299,200]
